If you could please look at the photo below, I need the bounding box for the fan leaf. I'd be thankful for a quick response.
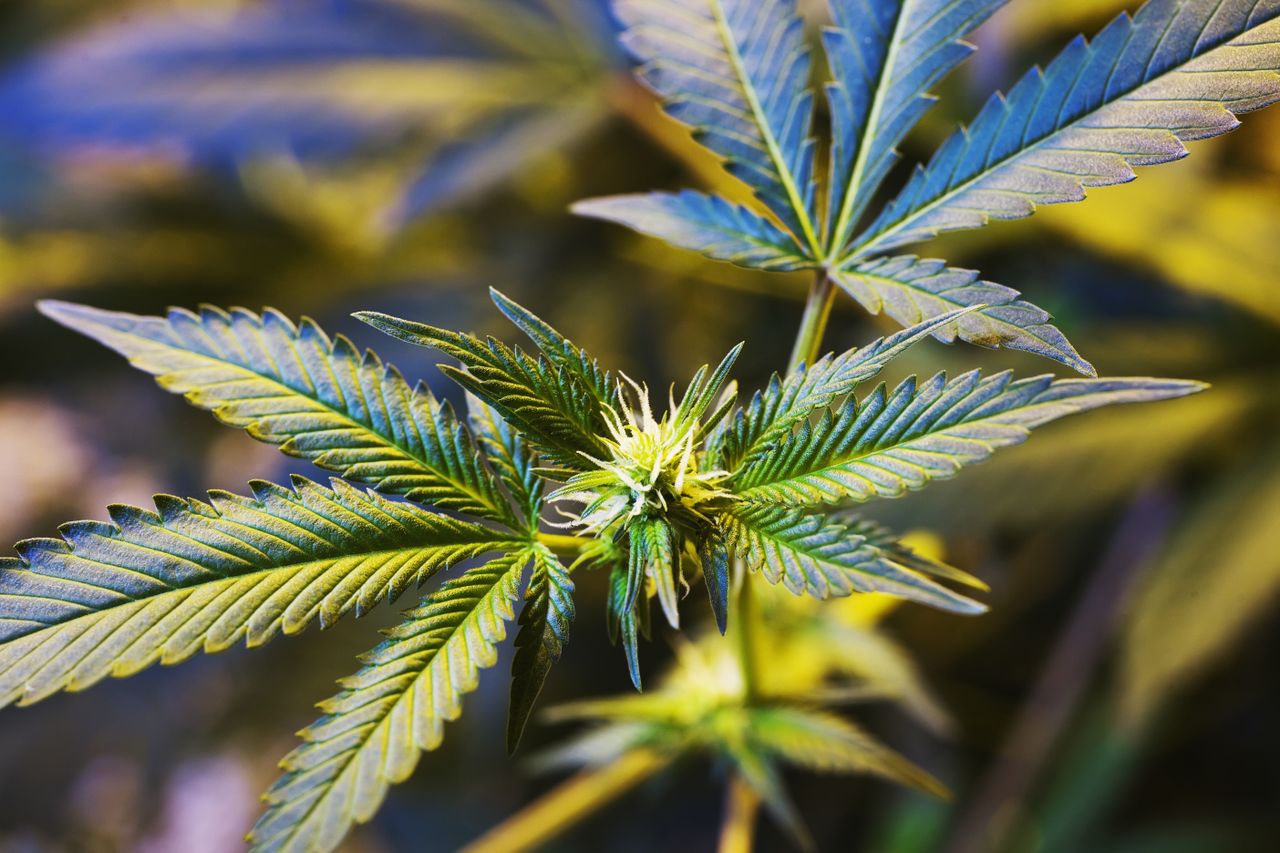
[613,0,822,254]
[249,551,528,853]
[507,544,575,752]
[823,0,1009,254]
[0,477,520,709]
[38,301,519,527]
[355,311,613,471]
[723,504,984,613]
[732,371,1206,505]
[833,256,1094,375]
[467,393,543,530]
[572,191,813,271]
[747,705,948,798]
[711,308,976,470]
[853,0,1280,256]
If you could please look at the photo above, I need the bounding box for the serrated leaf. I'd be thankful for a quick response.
[249,551,527,853]
[631,517,679,629]
[723,504,984,613]
[0,477,519,709]
[698,528,731,635]
[607,563,648,690]
[711,309,977,470]
[39,301,520,527]
[467,393,543,529]
[355,310,613,471]
[823,0,1009,254]
[747,705,948,798]
[834,511,987,592]
[572,191,813,271]
[613,0,822,254]
[833,256,1095,376]
[508,545,575,752]
[488,288,618,409]
[734,371,1204,507]
[853,0,1280,256]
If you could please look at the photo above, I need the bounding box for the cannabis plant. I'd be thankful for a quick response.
[3,0,1278,850]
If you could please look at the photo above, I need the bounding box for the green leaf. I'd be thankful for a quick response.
[723,504,984,614]
[612,0,822,255]
[249,551,528,853]
[38,301,519,527]
[631,517,680,629]
[572,191,813,271]
[833,256,1094,376]
[607,562,649,691]
[488,288,618,410]
[747,706,948,798]
[466,393,543,530]
[834,511,987,592]
[1120,449,1280,725]
[698,528,731,635]
[733,372,1206,506]
[0,477,519,709]
[354,310,613,471]
[711,308,977,470]
[507,544,575,752]
[823,0,1009,255]
[853,1,1280,256]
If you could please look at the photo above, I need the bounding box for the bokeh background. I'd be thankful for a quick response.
[0,1,1277,851]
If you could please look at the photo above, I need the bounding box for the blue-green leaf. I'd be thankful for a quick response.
[467,393,543,530]
[733,372,1206,505]
[250,551,528,853]
[488,288,618,410]
[508,544,574,752]
[823,0,1009,254]
[572,191,813,271]
[710,308,977,470]
[0,477,519,709]
[614,0,822,254]
[854,0,1280,256]
[698,528,731,635]
[833,256,1095,375]
[39,301,519,527]
[355,310,614,471]
[724,505,984,613]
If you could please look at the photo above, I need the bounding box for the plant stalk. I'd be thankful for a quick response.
[788,271,837,372]
[535,532,594,556]
[718,774,763,853]
[459,749,669,853]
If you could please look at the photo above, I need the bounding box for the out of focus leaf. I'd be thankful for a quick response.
[1120,448,1280,724]
[1036,164,1280,328]
[746,706,948,798]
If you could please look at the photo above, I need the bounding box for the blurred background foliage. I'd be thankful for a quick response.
[0,1,1277,851]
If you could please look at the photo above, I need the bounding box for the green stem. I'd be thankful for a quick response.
[535,532,594,556]
[718,773,762,853]
[787,271,837,372]
[459,749,669,853]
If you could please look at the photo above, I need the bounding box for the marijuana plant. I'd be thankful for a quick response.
[2,0,1277,850]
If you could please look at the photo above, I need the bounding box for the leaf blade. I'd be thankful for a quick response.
[0,477,520,708]
[507,545,575,752]
[38,301,518,526]
[249,551,528,853]
[833,256,1095,376]
[853,2,1280,256]
[614,0,822,254]
[824,0,1009,254]
[572,191,813,271]
[732,371,1206,506]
